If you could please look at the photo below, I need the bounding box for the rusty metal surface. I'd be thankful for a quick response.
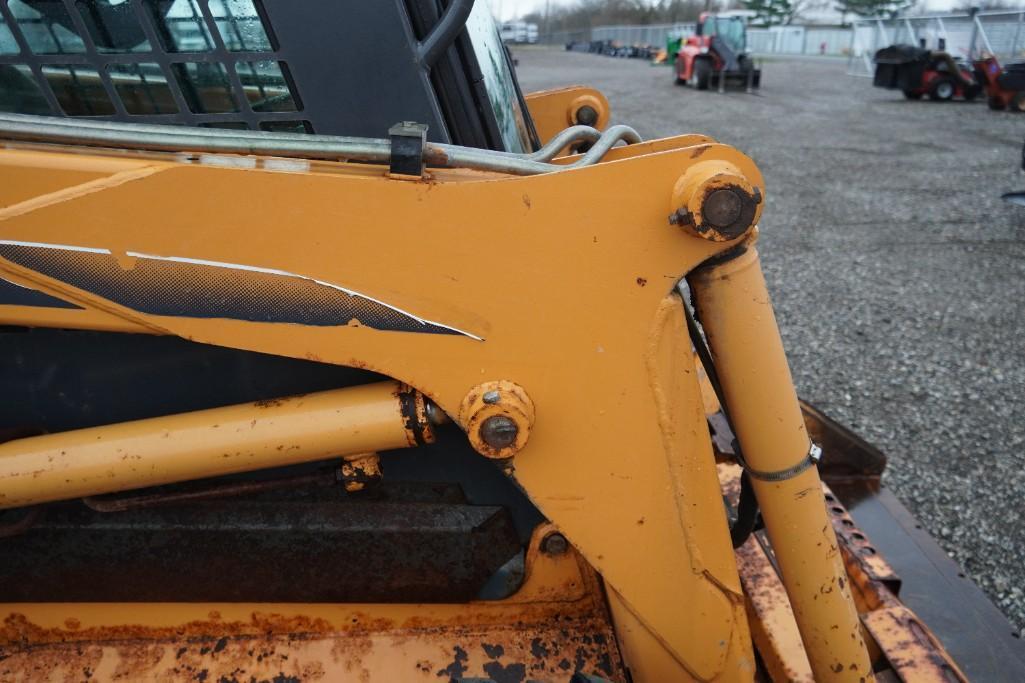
[0,525,627,682]
[804,401,1025,681]
[734,536,814,683]
[862,606,965,683]
[720,460,979,682]
[0,493,521,603]
[824,488,968,681]
[833,482,1025,682]
[824,490,902,596]
[458,381,535,460]
[720,463,813,682]
[339,453,382,492]
[669,162,762,243]
[0,618,622,682]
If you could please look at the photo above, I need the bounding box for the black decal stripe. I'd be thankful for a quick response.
[0,277,83,310]
[0,245,463,335]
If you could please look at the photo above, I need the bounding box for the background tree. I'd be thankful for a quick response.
[835,0,915,22]
[954,0,1015,9]
[521,0,726,33]
[743,0,790,25]
[743,0,821,25]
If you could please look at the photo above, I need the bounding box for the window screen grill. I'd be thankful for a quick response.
[0,0,310,132]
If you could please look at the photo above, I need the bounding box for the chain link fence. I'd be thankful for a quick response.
[539,22,852,57]
[538,11,1025,65]
[847,10,1025,76]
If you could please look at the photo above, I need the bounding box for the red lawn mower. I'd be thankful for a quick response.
[873,44,982,102]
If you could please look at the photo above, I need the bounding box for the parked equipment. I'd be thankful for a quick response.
[501,20,538,44]
[571,39,656,59]
[674,11,761,90]
[874,44,982,101]
[1001,137,1025,204]
[1,0,1024,680]
[976,56,1025,111]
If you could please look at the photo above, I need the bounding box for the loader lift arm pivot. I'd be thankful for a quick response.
[0,111,889,681]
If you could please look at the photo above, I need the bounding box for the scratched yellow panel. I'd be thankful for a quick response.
[0,148,151,209]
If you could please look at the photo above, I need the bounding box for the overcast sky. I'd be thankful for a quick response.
[485,0,1021,21]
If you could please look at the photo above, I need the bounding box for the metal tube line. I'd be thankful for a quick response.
[519,123,641,162]
[0,381,433,510]
[523,124,601,161]
[0,113,641,177]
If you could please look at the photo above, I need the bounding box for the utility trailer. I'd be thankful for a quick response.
[0,0,1023,680]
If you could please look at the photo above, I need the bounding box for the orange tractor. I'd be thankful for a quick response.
[674,12,761,91]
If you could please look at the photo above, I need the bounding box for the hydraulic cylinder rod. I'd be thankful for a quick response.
[0,381,432,509]
[689,236,874,682]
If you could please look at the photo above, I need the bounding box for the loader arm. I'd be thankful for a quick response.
[0,107,999,681]
[0,109,894,680]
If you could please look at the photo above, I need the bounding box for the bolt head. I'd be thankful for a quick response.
[575,105,599,127]
[541,532,569,556]
[479,415,518,449]
[703,188,743,229]
[482,390,501,405]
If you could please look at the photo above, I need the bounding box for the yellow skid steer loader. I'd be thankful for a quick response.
[0,1,1021,680]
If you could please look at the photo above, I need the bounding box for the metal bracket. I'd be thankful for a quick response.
[389,122,428,178]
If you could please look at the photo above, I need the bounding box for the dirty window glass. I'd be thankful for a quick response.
[0,64,51,114]
[463,0,531,153]
[1,12,20,54]
[209,0,271,51]
[8,0,86,54]
[108,62,178,114]
[171,61,237,112]
[42,64,116,115]
[146,0,213,52]
[146,0,271,53]
[716,18,746,53]
[75,0,151,53]
[235,60,297,112]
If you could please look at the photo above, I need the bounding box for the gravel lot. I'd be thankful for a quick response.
[516,48,1025,632]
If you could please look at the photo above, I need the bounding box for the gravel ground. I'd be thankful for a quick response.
[516,48,1025,633]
